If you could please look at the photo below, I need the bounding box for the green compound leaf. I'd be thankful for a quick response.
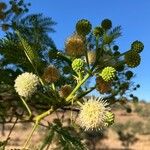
[16,31,40,70]
[40,127,55,150]
[52,122,87,150]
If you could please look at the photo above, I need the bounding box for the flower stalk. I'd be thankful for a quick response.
[20,97,32,118]
[22,107,54,149]
[66,73,91,102]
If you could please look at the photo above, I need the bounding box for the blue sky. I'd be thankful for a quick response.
[1,0,150,101]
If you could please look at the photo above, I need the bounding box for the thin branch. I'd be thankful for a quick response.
[5,117,18,144]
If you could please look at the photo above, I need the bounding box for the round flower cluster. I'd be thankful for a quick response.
[2,24,9,31]
[101,19,112,30]
[131,40,144,53]
[0,2,7,10]
[87,51,96,64]
[72,58,84,72]
[93,26,103,37]
[65,34,85,56]
[100,67,116,82]
[125,71,133,80]
[14,72,40,98]
[124,51,141,68]
[0,12,6,20]
[59,85,72,98]
[78,97,110,130]
[113,45,119,51]
[76,19,92,36]
[96,77,111,94]
[43,65,60,83]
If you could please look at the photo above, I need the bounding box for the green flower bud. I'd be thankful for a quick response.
[100,67,116,82]
[93,26,103,37]
[104,111,115,127]
[131,40,144,53]
[125,71,133,80]
[72,58,84,72]
[124,51,141,68]
[76,19,92,36]
[2,24,9,31]
[130,94,134,98]
[113,45,119,51]
[101,19,112,30]
[0,12,6,20]
[0,2,7,10]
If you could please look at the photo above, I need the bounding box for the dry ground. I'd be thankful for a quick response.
[1,102,150,150]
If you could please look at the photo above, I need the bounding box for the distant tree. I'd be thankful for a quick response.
[0,0,57,84]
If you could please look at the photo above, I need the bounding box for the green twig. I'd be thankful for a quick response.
[104,50,130,63]
[20,97,32,118]
[22,107,54,149]
[51,83,56,91]
[66,73,91,102]
[76,101,83,106]
[78,86,96,99]
[4,117,18,147]
[23,122,38,149]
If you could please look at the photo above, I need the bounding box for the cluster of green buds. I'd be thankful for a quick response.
[124,50,141,68]
[72,58,85,73]
[124,40,144,68]
[100,67,116,82]
[101,19,112,30]
[0,2,7,20]
[131,40,144,53]
[93,26,104,37]
[76,19,92,36]
[63,18,144,130]
[12,18,144,148]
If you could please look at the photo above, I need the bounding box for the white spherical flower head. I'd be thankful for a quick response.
[14,72,40,98]
[79,97,110,130]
